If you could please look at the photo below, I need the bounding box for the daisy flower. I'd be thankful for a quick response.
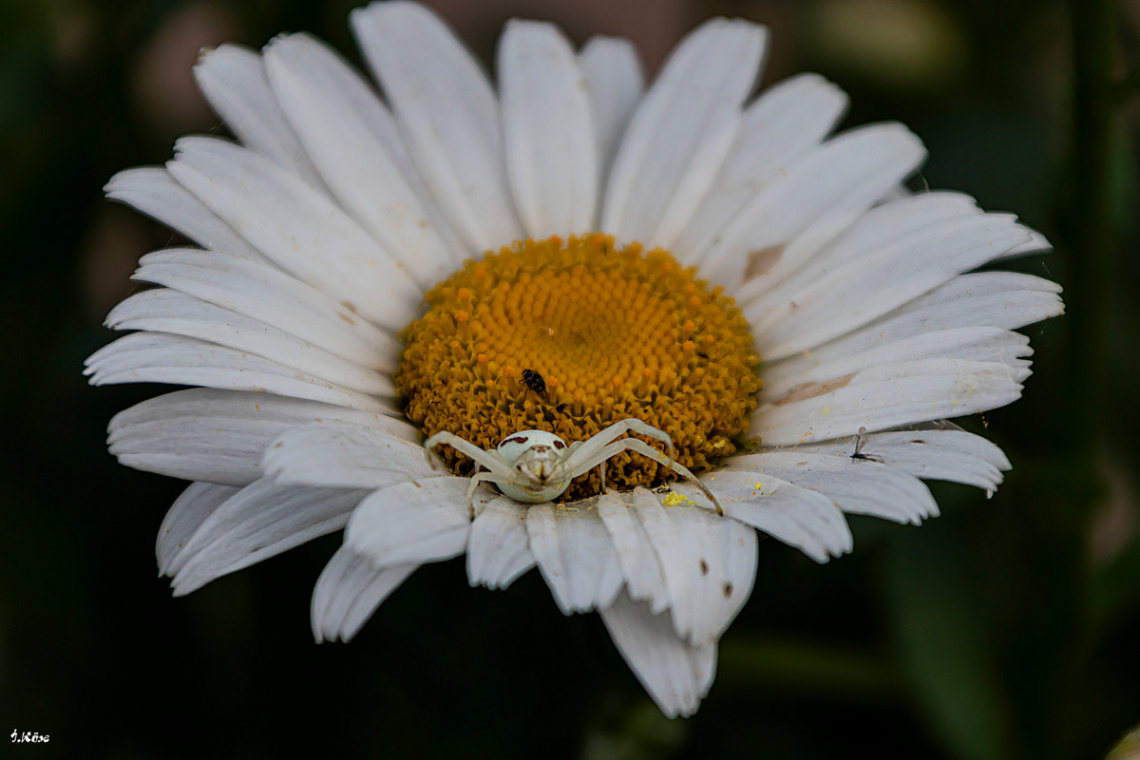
[87,1,1063,717]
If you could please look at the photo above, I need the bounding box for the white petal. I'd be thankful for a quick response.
[1006,228,1052,256]
[169,479,368,595]
[876,271,1065,333]
[628,489,761,643]
[109,389,413,486]
[104,168,264,261]
[740,191,979,301]
[696,123,926,289]
[662,498,757,642]
[194,44,327,188]
[753,358,1024,445]
[466,496,535,590]
[265,31,452,227]
[715,512,760,631]
[526,502,624,615]
[579,36,644,189]
[114,413,279,486]
[674,73,848,264]
[351,1,523,251]
[312,543,417,643]
[723,451,939,524]
[110,387,406,432]
[134,250,399,372]
[793,427,1011,492]
[346,477,472,568]
[602,18,766,248]
[156,482,238,575]
[264,33,463,287]
[747,214,1034,360]
[699,474,852,562]
[665,505,730,642]
[596,491,669,614]
[85,332,391,412]
[600,591,716,719]
[261,420,433,489]
[106,289,393,396]
[629,491,699,636]
[762,272,1063,378]
[500,20,597,238]
[647,107,741,250]
[168,136,421,331]
[761,326,1032,402]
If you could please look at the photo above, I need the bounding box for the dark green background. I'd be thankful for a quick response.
[1,0,1138,757]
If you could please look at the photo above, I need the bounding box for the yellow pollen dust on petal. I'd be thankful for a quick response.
[662,491,693,507]
[395,234,763,499]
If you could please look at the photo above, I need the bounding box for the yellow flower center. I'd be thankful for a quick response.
[396,234,762,499]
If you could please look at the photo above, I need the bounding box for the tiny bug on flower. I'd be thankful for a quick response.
[521,368,546,395]
[850,426,883,463]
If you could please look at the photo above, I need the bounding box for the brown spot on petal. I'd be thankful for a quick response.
[744,244,785,280]
[723,582,734,598]
[911,439,927,444]
[772,373,856,406]
[340,300,358,313]
[338,312,356,325]
[699,559,709,575]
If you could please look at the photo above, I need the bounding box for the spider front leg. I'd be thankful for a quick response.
[606,438,723,515]
[424,432,516,520]
[423,431,514,478]
[562,423,724,515]
[567,419,678,499]
[465,471,504,520]
[574,418,677,464]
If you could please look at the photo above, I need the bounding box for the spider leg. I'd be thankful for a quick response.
[423,432,514,478]
[568,419,677,474]
[610,419,677,463]
[465,471,503,520]
[566,438,724,516]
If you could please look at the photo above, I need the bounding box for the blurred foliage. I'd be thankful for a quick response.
[1108,725,1140,760]
[1,0,1139,758]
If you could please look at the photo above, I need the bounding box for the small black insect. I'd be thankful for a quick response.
[521,368,546,395]
[850,426,883,462]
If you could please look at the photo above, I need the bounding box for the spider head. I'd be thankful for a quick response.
[495,430,573,502]
[514,444,567,486]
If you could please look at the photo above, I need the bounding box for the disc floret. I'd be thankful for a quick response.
[396,234,762,499]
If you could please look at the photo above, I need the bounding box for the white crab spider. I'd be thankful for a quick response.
[423,418,723,519]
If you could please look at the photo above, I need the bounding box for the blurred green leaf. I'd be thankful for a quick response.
[580,701,689,760]
[1108,725,1140,760]
[718,635,900,700]
[885,523,1014,760]
[1092,529,1140,636]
